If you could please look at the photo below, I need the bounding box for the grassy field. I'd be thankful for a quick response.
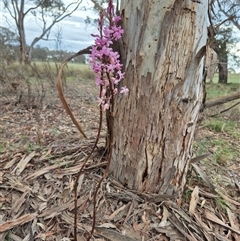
[209,72,240,84]
[195,73,240,190]
[31,61,94,81]
[206,73,239,100]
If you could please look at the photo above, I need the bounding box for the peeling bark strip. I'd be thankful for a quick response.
[110,1,208,195]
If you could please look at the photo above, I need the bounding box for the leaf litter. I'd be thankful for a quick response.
[0,82,240,241]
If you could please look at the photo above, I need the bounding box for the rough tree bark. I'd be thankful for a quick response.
[18,3,27,64]
[214,40,228,84]
[110,0,209,197]
[218,62,228,83]
[205,47,218,82]
[217,43,228,84]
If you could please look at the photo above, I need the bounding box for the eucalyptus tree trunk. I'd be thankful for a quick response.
[214,39,228,84]
[218,61,228,84]
[110,0,209,197]
[18,23,28,64]
[17,0,28,64]
[206,47,218,82]
[217,43,228,84]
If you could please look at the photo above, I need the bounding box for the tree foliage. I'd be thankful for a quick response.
[0,26,19,64]
[215,0,240,29]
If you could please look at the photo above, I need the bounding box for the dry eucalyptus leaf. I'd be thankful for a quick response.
[189,186,199,215]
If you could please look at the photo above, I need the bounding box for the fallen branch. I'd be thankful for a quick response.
[205,91,240,109]
[209,101,240,117]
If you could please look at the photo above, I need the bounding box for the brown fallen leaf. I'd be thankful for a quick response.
[191,163,215,190]
[122,225,142,240]
[7,176,32,193]
[24,160,72,180]
[159,205,169,227]
[226,207,240,240]
[95,227,138,241]
[189,186,199,215]
[4,157,19,169]
[12,151,36,175]
[0,213,37,232]
[205,210,240,235]
[61,211,92,232]
[108,203,130,221]
[10,191,28,217]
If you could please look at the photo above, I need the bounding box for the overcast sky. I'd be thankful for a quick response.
[0,0,98,52]
[0,1,239,72]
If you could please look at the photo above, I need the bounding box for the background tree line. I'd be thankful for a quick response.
[1,0,240,83]
[0,26,86,64]
[2,0,84,64]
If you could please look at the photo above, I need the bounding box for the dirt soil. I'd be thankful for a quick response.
[0,81,240,241]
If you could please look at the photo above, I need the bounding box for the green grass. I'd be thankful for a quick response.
[3,61,94,83]
[32,61,94,79]
[206,73,240,100]
[5,229,13,241]
[0,143,5,153]
[194,136,238,166]
[204,119,239,136]
[215,196,231,212]
[197,116,239,165]
[206,83,239,100]
[194,75,240,172]
[207,73,240,84]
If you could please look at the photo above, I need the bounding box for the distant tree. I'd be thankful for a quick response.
[210,0,240,83]
[66,52,86,64]
[0,26,19,64]
[213,27,236,83]
[3,0,83,64]
[32,45,48,61]
[53,24,64,62]
[72,54,86,64]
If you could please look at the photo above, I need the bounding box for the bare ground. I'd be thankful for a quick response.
[0,80,240,241]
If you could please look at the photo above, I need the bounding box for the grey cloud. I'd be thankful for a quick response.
[64,15,86,24]
[1,0,98,52]
[24,15,96,52]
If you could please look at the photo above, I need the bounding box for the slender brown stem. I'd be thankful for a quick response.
[56,47,91,138]
[87,73,115,241]
[74,87,103,241]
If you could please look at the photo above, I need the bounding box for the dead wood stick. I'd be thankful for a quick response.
[209,101,240,117]
[205,91,240,109]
